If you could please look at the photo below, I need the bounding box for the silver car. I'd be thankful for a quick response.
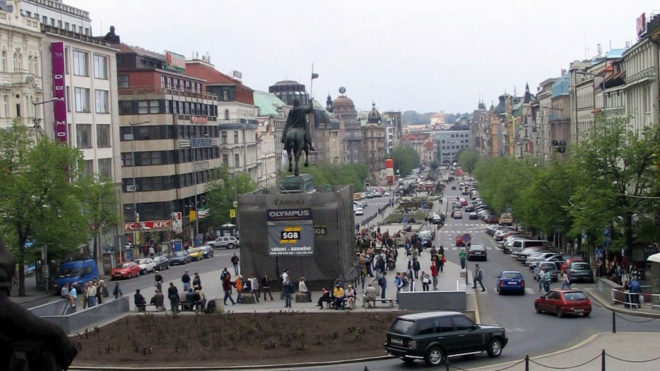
[209,235,240,249]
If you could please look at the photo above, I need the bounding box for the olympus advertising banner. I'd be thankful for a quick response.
[266,194,314,256]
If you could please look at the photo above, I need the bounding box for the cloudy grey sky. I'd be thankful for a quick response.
[68,0,658,114]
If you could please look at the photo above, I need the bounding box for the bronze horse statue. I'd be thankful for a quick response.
[284,127,309,176]
[282,99,314,176]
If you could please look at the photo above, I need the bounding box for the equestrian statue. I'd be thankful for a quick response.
[281,98,315,176]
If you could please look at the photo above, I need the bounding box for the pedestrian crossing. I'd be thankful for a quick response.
[444,246,501,251]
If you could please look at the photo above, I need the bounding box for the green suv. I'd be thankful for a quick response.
[384,311,508,366]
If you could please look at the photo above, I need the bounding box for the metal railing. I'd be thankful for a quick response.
[610,288,660,310]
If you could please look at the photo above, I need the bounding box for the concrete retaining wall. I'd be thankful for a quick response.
[30,296,130,334]
[397,290,466,311]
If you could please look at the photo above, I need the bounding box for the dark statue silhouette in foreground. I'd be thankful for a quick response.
[282,98,315,176]
[0,240,77,370]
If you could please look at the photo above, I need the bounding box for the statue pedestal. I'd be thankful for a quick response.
[279,174,315,194]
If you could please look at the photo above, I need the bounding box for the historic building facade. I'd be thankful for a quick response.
[363,103,386,175]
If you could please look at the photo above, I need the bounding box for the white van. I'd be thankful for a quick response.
[509,239,549,254]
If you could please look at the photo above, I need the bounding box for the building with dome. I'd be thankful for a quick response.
[328,88,363,164]
[363,102,387,175]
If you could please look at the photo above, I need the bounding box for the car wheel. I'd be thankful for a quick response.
[487,338,503,358]
[556,307,564,318]
[535,304,542,314]
[228,244,234,249]
[584,312,590,317]
[401,357,415,365]
[424,346,446,366]
[497,288,501,295]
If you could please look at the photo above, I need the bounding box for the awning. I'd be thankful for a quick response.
[647,253,660,264]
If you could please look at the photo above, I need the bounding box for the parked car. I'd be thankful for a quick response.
[512,247,545,262]
[136,258,155,275]
[559,257,584,273]
[384,311,508,366]
[499,213,514,226]
[111,261,140,280]
[209,235,240,249]
[200,244,214,259]
[566,262,594,283]
[452,210,463,219]
[169,250,191,266]
[152,255,170,271]
[187,247,204,261]
[354,207,364,216]
[469,212,479,220]
[467,244,488,261]
[496,271,525,295]
[534,289,592,317]
[527,253,562,269]
[483,214,499,224]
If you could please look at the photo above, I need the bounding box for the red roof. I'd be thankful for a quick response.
[185,61,254,104]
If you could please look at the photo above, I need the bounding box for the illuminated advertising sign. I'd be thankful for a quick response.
[50,42,67,142]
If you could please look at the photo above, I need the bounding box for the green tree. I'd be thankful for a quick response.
[390,146,420,176]
[0,121,90,295]
[457,149,480,173]
[568,116,660,258]
[77,175,120,275]
[205,167,257,228]
[300,162,369,191]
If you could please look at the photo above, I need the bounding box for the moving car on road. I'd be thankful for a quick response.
[200,244,214,259]
[209,235,240,249]
[496,271,525,295]
[385,311,508,366]
[566,262,594,283]
[534,289,592,317]
[187,247,204,261]
[111,261,140,280]
[467,244,488,261]
[354,207,364,216]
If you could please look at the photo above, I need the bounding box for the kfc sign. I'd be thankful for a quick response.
[124,219,172,231]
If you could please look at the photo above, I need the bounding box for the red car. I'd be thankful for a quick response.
[559,257,583,273]
[111,261,140,280]
[534,289,591,317]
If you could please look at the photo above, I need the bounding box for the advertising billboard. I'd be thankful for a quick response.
[265,194,314,256]
[50,42,67,143]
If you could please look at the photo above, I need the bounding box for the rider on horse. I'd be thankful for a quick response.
[281,98,315,152]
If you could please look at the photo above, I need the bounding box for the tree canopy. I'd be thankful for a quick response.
[300,162,369,191]
[390,145,420,176]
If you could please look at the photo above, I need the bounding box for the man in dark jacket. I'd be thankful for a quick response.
[167,282,179,313]
[181,270,191,292]
[134,289,146,311]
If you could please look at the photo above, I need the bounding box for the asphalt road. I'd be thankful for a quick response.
[296,179,660,370]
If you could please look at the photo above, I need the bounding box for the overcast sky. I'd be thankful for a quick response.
[68,0,658,114]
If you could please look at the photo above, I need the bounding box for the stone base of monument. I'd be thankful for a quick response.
[295,292,311,303]
[213,299,224,313]
[240,295,256,304]
[279,174,315,194]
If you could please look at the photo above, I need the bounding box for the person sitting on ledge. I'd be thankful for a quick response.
[332,284,346,310]
[134,289,146,311]
[317,287,331,308]
[150,289,164,311]
[363,283,378,307]
[298,277,311,302]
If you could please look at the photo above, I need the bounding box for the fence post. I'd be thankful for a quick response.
[601,349,606,371]
[612,311,616,333]
[525,355,529,371]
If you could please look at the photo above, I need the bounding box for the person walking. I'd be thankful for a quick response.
[154,271,163,293]
[261,273,274,301]
[231,253,240,276]
[112,282,122,299]
[412,258,420,279]
[394,272,403,303]
[459,247,467,270]
[181,270,191,292]
[421,271,431,291]
[472,264,485,292]
[376,271,387,299]
[537,267,545,293]
[222,274,235,306]
[543,269,551,293]
[430,261,439,290]
[560,270,572,290]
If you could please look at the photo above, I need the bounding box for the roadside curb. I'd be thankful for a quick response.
[71,355,395,370]
[585,288,660,319]
[468,332,604,371]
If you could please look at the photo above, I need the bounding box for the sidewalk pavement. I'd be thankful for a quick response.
[473,332,660,371]
[585,286,660,319]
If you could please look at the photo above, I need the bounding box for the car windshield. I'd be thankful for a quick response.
[175,251,186,257]
[137,259,148,264]
[541,264,556,270]
[501,272,522,279]
[563,292,588,301]
[389,319,416,335]
[57,268,81,278]
[122,263,133,268]
[572,263,590,270]
[470,245,485,251]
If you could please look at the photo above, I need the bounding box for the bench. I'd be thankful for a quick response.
[295,292,311,303]
[138,303,165,312]
[362,297,394,308]
[240,294,256,304]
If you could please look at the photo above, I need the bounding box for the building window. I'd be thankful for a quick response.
[76,124,92,148]
[2,95,8,117]
[66,86,71,112]
[234,131,239,143]
[161,75,166,89]
[221,131,227,144]
[98,158,112,179]
[72,50,88,76]
[50,18,54,26]
[42,15,47,24]
[93,55,108,79]
[97,124,111,147]
[224,109,229,120]
[118,74,129,88]
[234,153,240,168]
[95,90,109,113]
[0,51,5,72]
[74,87,90,112]
[138,100,160,114]
[84,28,90,35]
[64,22,69,31]
[57,20,62,28]
[84,160,94,177]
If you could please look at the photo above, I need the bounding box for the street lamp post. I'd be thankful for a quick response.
[31,97,60,141]
[129,120,150,260]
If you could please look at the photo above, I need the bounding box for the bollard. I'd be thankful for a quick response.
[525,354,530,371]
[601,349,606,371]
[612,311,616,333]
